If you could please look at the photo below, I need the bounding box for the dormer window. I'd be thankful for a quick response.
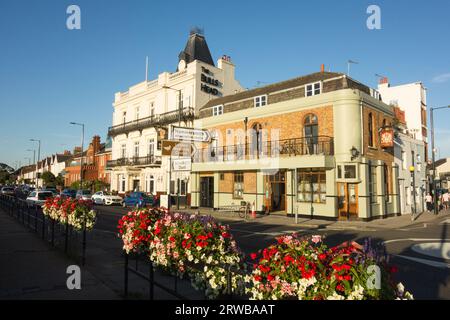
[306,82,321,97]
[212,105,223,116]
[254,95,267,107]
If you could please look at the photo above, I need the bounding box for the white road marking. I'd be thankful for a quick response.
[411,242,450,260]
[382,238,450,245]
[393,254,450,269]
[440,219,450,225]
[231,229,300,237]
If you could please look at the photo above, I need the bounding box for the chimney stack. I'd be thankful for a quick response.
[92,135,101,153]
[321,64,325,73]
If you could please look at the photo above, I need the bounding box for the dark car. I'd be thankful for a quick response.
[1,187,15,196]
[60,189,77,199]
[123,192,153,208]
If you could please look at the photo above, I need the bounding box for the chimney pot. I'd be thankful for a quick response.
[321,64,325,73]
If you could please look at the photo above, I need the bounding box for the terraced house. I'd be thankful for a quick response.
[190,69,401,221]
[107,29,243,203]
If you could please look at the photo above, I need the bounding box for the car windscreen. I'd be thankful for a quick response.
[38,192,53,200]
[82,190,91,195]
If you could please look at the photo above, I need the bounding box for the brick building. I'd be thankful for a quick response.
[64,136,111,188]
[190,70,400,221]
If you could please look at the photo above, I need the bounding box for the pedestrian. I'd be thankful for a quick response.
[425,193,433,212]
[442,190,449,211]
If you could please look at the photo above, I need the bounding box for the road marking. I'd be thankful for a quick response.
[440,219,450,225]
[411,242,450,260]
[231,228,300,237]
[393,254,450,269]
[382,238,450,245]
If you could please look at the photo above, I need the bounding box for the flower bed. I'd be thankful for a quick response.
[245,234,413,300]
[118,209,413,300]
[42,197,96,231]
[117,209,246,299]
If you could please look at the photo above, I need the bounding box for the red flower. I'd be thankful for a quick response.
[222,232,231,238]
[267,275,274,281]
[318,253,327,261]
[169,236,175,242]
[258,265,271,273]
[254,275,262,282]
[250,253,257,260]
[390,265,398,273]
[336,284,345,292]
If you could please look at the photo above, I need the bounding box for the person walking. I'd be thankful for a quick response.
[425,193,433,212]
[442,190,449,211]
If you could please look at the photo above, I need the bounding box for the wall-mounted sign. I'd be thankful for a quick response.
[200,66,220,96]
[172,126,211,142]
[380,128,394,148]
[172,158,191,171]
[161,140,194,156]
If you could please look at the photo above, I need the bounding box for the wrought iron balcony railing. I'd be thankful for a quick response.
[108,107,195,137]
[193,136,334,163]
[106,155,162,168]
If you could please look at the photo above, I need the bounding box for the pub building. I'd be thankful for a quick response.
[107,28,243,206]
[190,68,400,220]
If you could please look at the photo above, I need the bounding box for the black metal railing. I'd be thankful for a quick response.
[123,250,252,300]
[0,194,90,265]
[107,155,162,168]
[193,136,334,163]
[108,107,195,137]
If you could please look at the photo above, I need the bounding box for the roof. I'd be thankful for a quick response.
[177,31,214,69]
[200,71,345,110]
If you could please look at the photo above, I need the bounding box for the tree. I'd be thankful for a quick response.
[41,171,56,187]
[55,175,65,188]
[0,171,10,184]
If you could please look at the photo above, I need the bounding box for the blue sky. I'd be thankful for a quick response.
[0,0,449,168]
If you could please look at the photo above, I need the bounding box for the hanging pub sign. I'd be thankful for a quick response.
[380,127,394,148]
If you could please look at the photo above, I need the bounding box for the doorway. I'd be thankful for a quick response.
[200,177,214,208]
[132,179,140,192]
[337,183,358,219]
[266,171,286,212]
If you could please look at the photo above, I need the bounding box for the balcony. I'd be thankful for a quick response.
[193,136,334,163]
[106,155,162,168]
[108,107,195,137]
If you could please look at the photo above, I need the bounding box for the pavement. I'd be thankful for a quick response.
[181,207,447,231]
[0,208,119,299]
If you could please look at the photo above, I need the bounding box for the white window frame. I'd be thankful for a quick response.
[149,101,155,117]
[254,95,267,108]
[120,144,127,159]
[305,81,322,97]
[135,106,140,120]
[134,141,140,158]
[212,105,223,116]
[148,138,155,156]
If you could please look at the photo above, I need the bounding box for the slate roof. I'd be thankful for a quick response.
[177,31,214,69]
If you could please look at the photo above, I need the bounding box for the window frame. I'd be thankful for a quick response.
[305,81,322,97]
[297,169,327,203]
[212,105,224,116]
[254,95,267,108]
[233,172,244,199]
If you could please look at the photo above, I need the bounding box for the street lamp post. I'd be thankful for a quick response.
[26,149,36,186]
[430,105,450,215]
[70,122,86,265]
[162,85,183,210]
[29,139,41,189]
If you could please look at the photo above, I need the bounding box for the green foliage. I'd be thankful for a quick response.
[41,171,56,187]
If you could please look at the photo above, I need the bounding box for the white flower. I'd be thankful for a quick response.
[327,292,345,300]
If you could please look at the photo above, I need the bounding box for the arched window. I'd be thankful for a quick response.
[368,113,375,147]
[304,114,318,154]
[251,123,263,158]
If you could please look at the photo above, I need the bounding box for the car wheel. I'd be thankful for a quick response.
[102,199,106,205]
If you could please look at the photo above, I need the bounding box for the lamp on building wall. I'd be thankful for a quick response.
[350,147,360,161]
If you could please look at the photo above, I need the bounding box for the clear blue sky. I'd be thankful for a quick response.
[1,0,449,168]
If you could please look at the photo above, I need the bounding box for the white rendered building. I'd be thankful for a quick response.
[108,30,243,205]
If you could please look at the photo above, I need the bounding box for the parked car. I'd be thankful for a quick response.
[44,187,59,197]
[92,191,123,206]
[76,189,92,201]
[123,192,153,208]
[1,187,15,196]
[60,189,77,199]
[26,191,53,207]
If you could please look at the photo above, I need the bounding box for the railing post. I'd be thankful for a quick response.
[34,205,38,231]
[124,252,129,300]
[149,261,154,300]
[64,220,69,253]
[82,211,87,266]
[51,219,55,247]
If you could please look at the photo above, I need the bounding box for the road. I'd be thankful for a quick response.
[93,204,450,299]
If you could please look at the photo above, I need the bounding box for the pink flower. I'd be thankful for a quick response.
[311,235,322,244]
